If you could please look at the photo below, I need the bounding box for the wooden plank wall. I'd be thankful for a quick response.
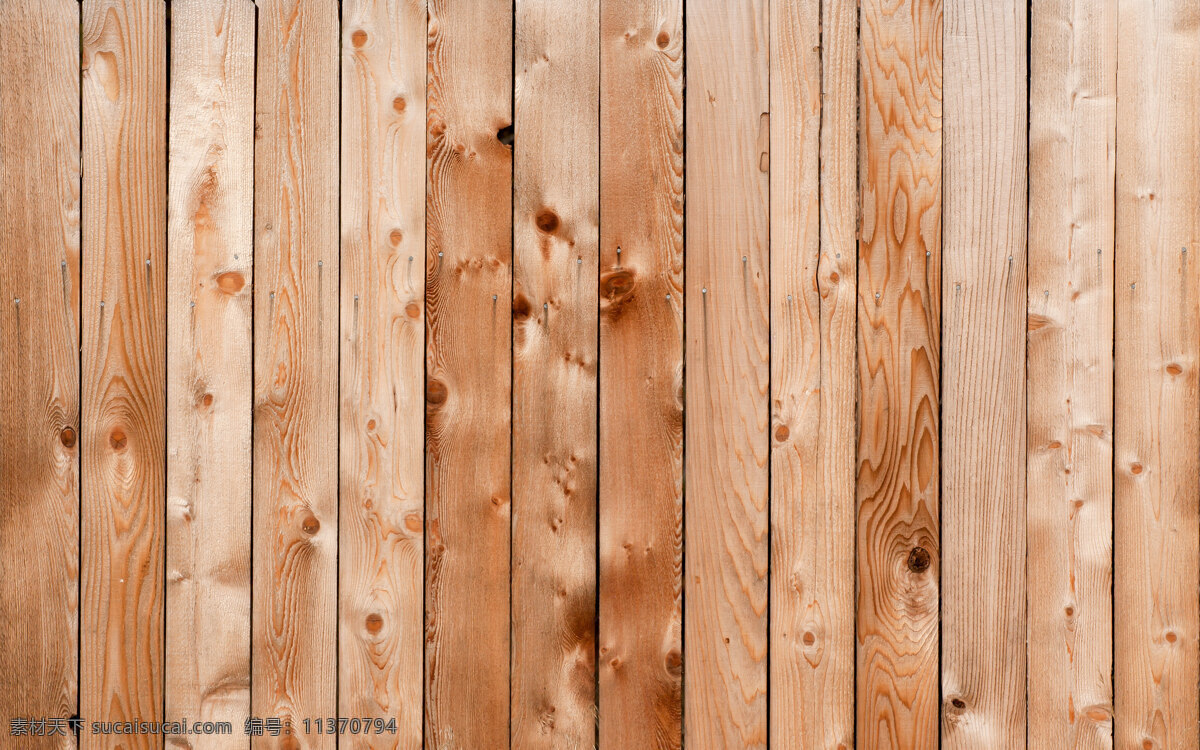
[4,2,1200,749]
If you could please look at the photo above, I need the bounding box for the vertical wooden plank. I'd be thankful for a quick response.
[339,1,426,746]
[425,0,512,746]
[253,0,339,746]
[81,1,167,744]
[855,0,941,746]
[684,1,769,746]
[511,0,598,746]
[165,1,254,741]
[1027,0,1116,746]
[597,0,683,747]
[942,0,1027,746]
[0,0,80,743]
[769,0,857,745]
[1114,1,1200,747]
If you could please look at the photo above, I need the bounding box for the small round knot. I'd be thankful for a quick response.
[301,514,320,535]
[906,546,931,573]
[59,427,77,448]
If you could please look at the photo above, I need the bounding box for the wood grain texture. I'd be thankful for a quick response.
[424,1,512,747]
[339,1,426,746]
[511,0,598,747]
[1114,1,1200,747]
[770,0,857,746]
[0,0,80,745]
[941,0,1027,746]
[597,0,684,747]
[252,1,339,746]
[81,1,167,745]
[855,0,941,746]
[1027,0,1116,746]
[683,1,769,746]
[165,2,254,744]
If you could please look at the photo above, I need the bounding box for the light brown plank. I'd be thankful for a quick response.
[769,0,857,745]
[511,0,599,746]
[941,0,1028,746]
[855,0,941,745]
[1027,0,1116,746]
[1114,1,1200,747]
[252,1,339,746]
[0,0,80,744]
[81,1,167,745]
[339,1,426,746]
[165,1,254,743]
[425,0,513,746]
[683,1,769,746]
[597,0,684,746]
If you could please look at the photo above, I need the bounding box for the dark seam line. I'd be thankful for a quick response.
[593,0,602,747]
[162,0,171,736]
[248,1,259,746]
[1023,0,1032,747]
[679,0,688,745]
[334,0,343,746]
[764,0,772,745]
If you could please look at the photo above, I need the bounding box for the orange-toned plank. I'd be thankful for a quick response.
[511,0,599,746]
[942,0,1028,745]
[597,0,684,747]
[1114,1,1200,747]
[165,1,254,743]
[769,0,856,746]
[0,0,80,744]
[339,1,426,746]
[252,1,339,747]
[683,1,769,746]
[81,1,167,745]
[425,1,513,747]
[1027,0,1116,745]
[855,0,941,746]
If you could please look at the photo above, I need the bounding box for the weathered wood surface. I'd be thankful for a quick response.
[252,1,339,746]
[511,0,599,747]
[0,1,80,746]
[942,0,1029,747]
[684,1,770,747]
[424,1,513,747]
[339,1,426,746]
[81,1,167,746]
[597,0,684,748]
[769,0,857,747]
[1027,0,1116,746]
[856,0,942,746]
[1114,1,1200,747]
[165,2,255,744]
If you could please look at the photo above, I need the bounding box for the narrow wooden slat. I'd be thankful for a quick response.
[0,0,80,742]
[165,1,254,741]
[855,0,941,745]
[339,1,426,745]
[1114,1,1200,747]
[769,0,857,745]
[597,0,684,746]
[81,1,167,744]
[1027,0,1116,745]
[941,0,1028,745]
[252,0,339,745]
[683,1,769,746]
[511,0,599,746]
[425,1,513,746]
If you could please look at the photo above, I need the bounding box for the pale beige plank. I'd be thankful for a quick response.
[1027,0,1116,746]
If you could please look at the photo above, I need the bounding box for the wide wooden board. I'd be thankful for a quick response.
[252,1,339,746]
[597,0,684,747]
[425,1,513,747]
[339,1,426,746]
[81,2,167,745]
[683,1,770,746]
[942,0,1028,746]
[769,0,857,746]
[1114,1,1200,747]
[165,2,255,744]
[511,0,599,746]
[0,1,81,745]
[1027,0,1116,746]
[855,0,942,746]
